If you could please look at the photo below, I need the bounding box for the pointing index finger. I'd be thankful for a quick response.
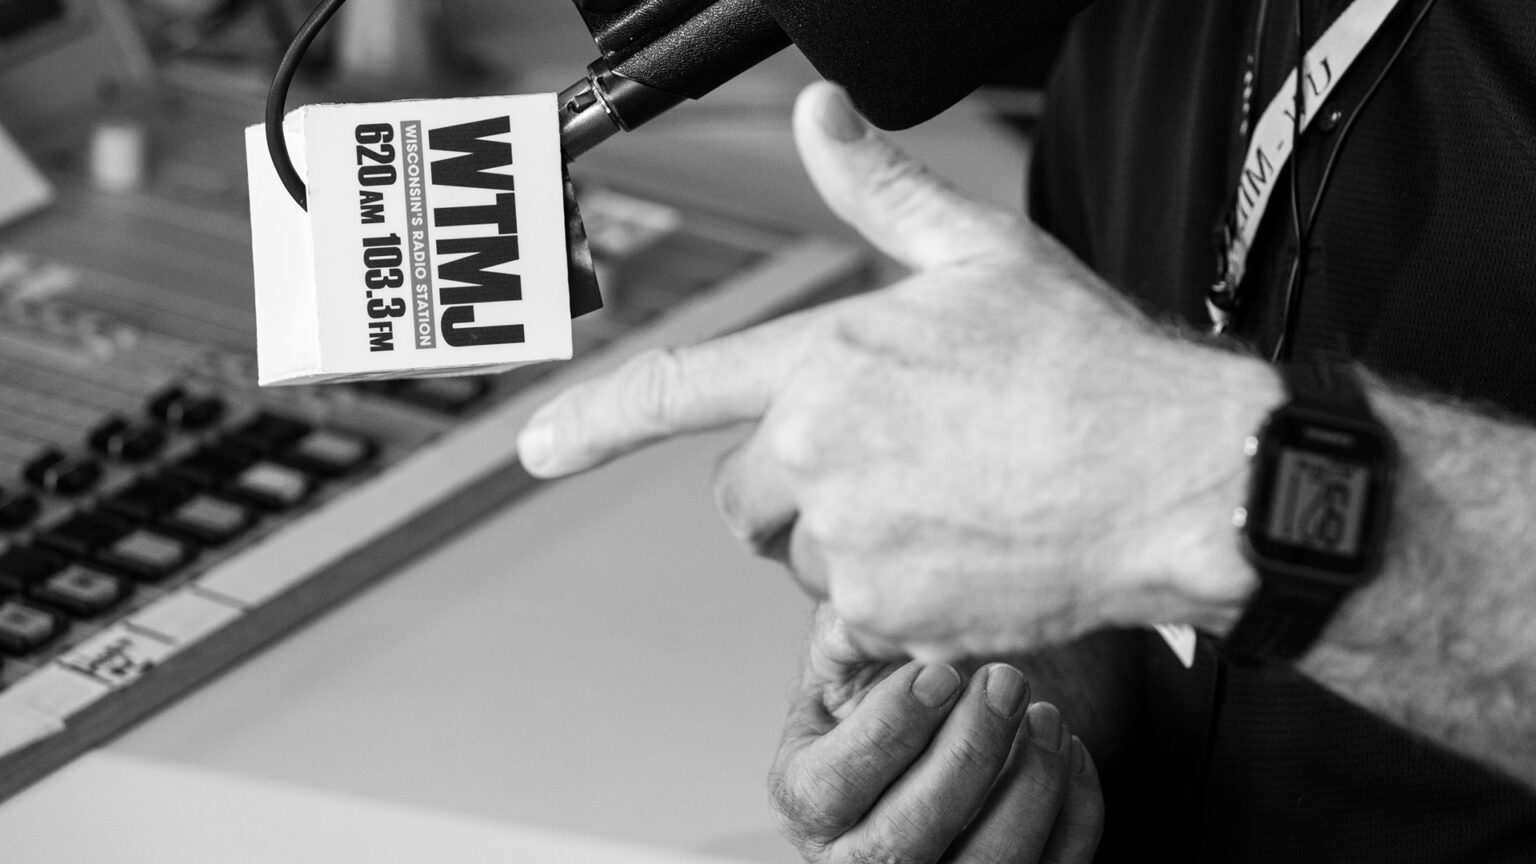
[516,312,807,477]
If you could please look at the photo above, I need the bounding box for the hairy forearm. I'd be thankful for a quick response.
[1299,376,1536,787]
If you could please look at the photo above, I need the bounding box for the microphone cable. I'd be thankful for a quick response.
[1271,0,1442,361]
[264,0,351,211]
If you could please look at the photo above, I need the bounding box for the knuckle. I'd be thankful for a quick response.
[767,765,845,845]
[1012,760,1071,822]
[766,768,804,827]
[856,810,942,864]
[796,497,846,542]
[622,347,686,431]
[548,395,605,466]
[848,846,911,864]
[709,448,749,530]
[851,712,927,766]
[763,411,820,472]
[799,476,890,552]
[967,207,1030,257]
[938,733,1003,785]
[766,768,815,838]
[864,153,933,223]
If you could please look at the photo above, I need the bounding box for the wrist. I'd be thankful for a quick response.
[1222,358,1398,663]
[1103,341,1281,635]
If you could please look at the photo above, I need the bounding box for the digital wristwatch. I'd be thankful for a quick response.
[1222,358,1396,665]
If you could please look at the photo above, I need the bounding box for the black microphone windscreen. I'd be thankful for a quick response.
[761,0,1089,129]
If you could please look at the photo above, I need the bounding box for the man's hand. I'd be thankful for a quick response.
[518,81,1281,659]
[770,607,1103,863]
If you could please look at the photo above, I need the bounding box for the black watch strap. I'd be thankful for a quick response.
[1222,579,1347,665]
[1284,352,1373,415]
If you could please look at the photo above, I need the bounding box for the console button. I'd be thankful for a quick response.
[283,429,377,477]
[229,412,312,454]
[99,530,194,581]
[161,495,254,545]
[23,449,102,495]
[0,601,61,654]
[228,462,313,511]
[146,386,225,429]
[88,415,166,462]
[31,566,128,617]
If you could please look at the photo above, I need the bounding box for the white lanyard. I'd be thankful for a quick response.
[1206,0,1404,333]
[1166,0,1406,668]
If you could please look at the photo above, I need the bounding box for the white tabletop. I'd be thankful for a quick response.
[9,429,814,863]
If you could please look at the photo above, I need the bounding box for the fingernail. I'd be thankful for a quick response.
[983,664,1027,718]
[910,664,961,708]
[1026,702,1064,751]
[818,86,867,143]
[1070,735,1086,776]
[517,418,553,474]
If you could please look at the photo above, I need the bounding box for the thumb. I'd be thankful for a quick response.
[793,81,1023,272]
[806,605,907,719]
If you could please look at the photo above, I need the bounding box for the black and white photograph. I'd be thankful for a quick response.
[0,0,1531,861]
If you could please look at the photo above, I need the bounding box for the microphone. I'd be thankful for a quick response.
[559,0,1089,156]
[558,0,791,158]
[267,0,1081,207]
[760,0,1087,130]
[265,0,792,207]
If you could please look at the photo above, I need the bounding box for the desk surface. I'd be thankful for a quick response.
[109,428,817,862]
[0,10,1030,860]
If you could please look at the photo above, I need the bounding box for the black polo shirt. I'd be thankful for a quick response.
[1030,1,1536,861]
[1033,0,1536,410]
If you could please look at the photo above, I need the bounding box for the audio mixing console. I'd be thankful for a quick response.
[0,53,867,800]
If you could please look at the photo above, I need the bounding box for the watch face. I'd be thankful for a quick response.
[1265,448,1371,557]
[1246,412,1391,579]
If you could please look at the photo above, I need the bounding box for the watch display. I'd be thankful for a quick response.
[1244,412,1391,580]
[1265,446,1371,556]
